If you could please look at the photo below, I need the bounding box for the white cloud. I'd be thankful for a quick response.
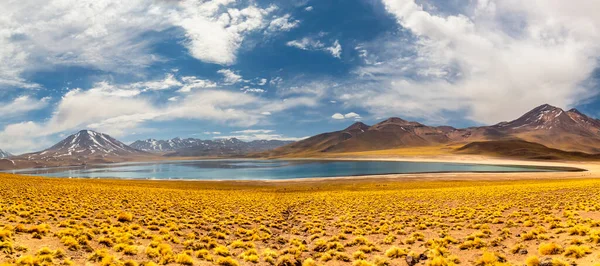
[178,76,218,93]
[344,112,361,119]
[305,6,314,12]
[0,0,294,89]
[170,1,282,65]
[241,86,266,93]
[0,96,50,117]
[268,14,300,32]
[0,0,170,89]
[0,77,317,153]
[287,37,342,59]
[132,74,183,91]
[203,131,221,135]
[258,79,268,86]
[331,112,361,120]
[218,69,243,84]
[331,113,345,120]
[287,37,324,50]
[216,130,306,141]
[232,129,274,134]
[326,40,342,58]
[341,0,600,124]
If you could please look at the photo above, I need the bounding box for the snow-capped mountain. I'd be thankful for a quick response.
[492,104,594,133]
[130,137,294,156]
[130,138,205,152]
[0,149,12,159]
[27,130,144,159]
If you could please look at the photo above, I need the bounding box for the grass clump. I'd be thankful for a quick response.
[563,245,591,258]
[538,242,564,255]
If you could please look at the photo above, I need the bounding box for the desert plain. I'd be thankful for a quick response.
[1,154,600,266]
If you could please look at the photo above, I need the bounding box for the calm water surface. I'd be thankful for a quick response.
[9,159,569,180]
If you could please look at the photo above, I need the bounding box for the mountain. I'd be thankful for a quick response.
[262,119,459,157]
[21,130,147,163]
[456,140,600,161]
[0,149,11,159]
[487,104,600,153]
[130,138,206,152]
[130,137,294,156]
[264,104,600,157]
[164,138,294,157]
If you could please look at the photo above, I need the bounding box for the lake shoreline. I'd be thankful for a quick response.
[4,155,594,182]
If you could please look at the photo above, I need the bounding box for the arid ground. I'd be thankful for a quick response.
[2,156,600,266]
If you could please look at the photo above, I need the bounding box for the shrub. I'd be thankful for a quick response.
[124,245,138,255]
[195,249,213,261]
[384,246,407,258]
[175,253,194,265]
[352,260,374,266]
[372,256,390,266]
[214,245,230,256]
[117,211,134,222]
[538,242,563,255]
[277,254,302,266]
[474,251,507,266]
[525,256,540,266]
[302,258,317,266]
[60,236,79,251]
[563,245,592,258]
[353,251,367,260]
[16,255,39,265]
[216,257,239,266]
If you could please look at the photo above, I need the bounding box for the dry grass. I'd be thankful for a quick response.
[2,173,600,265]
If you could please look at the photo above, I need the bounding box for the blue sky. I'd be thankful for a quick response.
[1,0,600,153]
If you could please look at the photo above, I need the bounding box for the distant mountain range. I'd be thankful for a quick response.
[130,137,293,157]
[0,131,293,170]
[2,103,600,170]
[264,104,600,157]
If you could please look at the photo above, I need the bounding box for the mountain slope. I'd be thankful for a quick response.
[456,140,600,160]
[489,105,600,153]
[23,130,146,162]
[262,120,457,156]
[265,104,600,157]
[0,149,11,159]
[130,138,206,152]
[163,138,294,157]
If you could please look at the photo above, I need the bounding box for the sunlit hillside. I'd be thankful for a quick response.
[2,174,600,265]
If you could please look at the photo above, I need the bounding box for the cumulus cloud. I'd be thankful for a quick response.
[287,37,343,58]
[0,0,294,89]
[342,0,600,124]
[218,69,243,84]
[170,1,281,65]
[0,96,50,117]
[267,14,300,32]
[331,112,361,120]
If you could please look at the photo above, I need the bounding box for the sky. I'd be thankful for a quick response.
[1,0,600,154]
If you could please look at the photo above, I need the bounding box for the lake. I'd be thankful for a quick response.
[8,159,577,180]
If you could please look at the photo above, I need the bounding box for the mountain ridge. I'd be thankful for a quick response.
[263,104,600,157]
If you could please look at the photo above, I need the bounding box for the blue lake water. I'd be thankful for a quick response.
[8,159,575,180]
